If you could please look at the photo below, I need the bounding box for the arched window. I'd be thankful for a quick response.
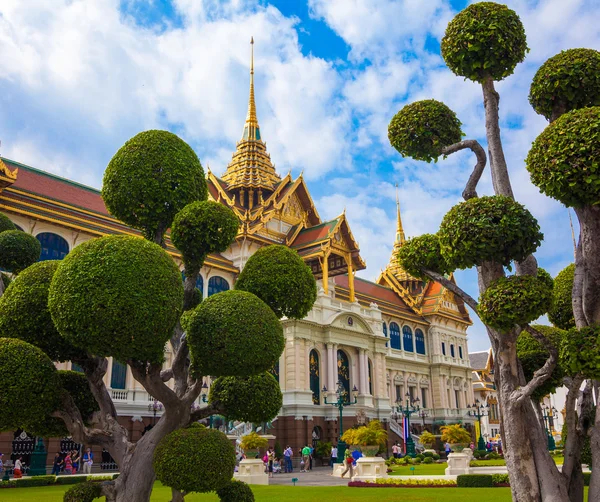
[442,342,446,356]
[181,273,205,300]
[309,350,320,405]
[450,344,455,358]
[110,360,127,389]
[383,322,388,348]
[368,359,373,395]
[337,350,350,402]
[389,322,401,350]
[208,276,229,296]
[415,329,426,355]
[459,346,463,359]
[403,326,414,353]
[36,232,69,261]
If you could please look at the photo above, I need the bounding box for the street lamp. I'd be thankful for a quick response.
[541,405,557,451]
[394,392,420,457]
[467,400,488,451]
[322,380,359,464]
[148,398,163,426]
[200,381,214,429]
[418,409,429,429]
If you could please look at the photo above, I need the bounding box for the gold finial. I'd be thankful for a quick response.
[395,183,405,245]
[242,36,259,139]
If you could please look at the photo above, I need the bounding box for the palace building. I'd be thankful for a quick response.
[0,41,474,465]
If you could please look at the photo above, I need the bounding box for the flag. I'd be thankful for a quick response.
[475,420,481,441]
[403,415,409,454]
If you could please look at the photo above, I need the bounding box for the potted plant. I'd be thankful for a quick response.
[420,431,436,450]
[342,420,388,457]
[440,424,471,452]
[240,432,268,459]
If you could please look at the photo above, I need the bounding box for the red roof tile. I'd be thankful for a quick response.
[292,219,337,248]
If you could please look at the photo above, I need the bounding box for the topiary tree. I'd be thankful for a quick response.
[397,234,452,280]
[0,131,315,502]
[153,424,236,501]
[217,480,255,502]
[0,230,41,274]
[0,212,16,233]
[63,481,102,502]
[549,264,575,331]
[235,244,317,319]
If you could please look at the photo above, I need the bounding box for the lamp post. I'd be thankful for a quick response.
[394,392,420,457]
[147,398,163,426]
[467,400,488,451]
[418,410,429,430]
[541,405,557,451]
[200,381,214,429]
[322,380,359,463]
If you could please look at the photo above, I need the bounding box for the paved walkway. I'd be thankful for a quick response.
[269,467,349,487]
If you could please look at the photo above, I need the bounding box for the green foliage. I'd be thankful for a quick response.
[187,290,284,377]
[457,474,494,487]
[526,106,600,207]
[517,324,566,400]
[536,268,554,291]
[235,245,317,319]
[352,420,388,446]
[0,212,16,233]
[0,273,11,289]
[217,480,255,502]
[420,431,436,447]
[529,49,600,120]
[240,432,268,450]
[102,130,207,241]
[478,275,553,331]
[63,481,102,502]
[0,475,56,488]
[492,474,510,485]
[55,475,94,485]
[439,196,543,269]
[314,441,332,458]
[388,100,463,163]
[49,235,183,363]
[441,2,528,82]
[274,441,284,459]
[154,423,235,494]
[209,372,282,424]
[0,230,41,273]
[0,261,83,361]
[440,424,471,444]
[562,325,600,378]
[423,456,434,464]
[0,338,60,431]
[549,264,575,330]
[171,201,239,272]
[397,234,452,279]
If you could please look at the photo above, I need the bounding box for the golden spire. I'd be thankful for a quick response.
[243,37,259,141]
[385,183,415,281]
[394,183,406,247]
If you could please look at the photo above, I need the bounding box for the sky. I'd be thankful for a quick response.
[0,0,598,351]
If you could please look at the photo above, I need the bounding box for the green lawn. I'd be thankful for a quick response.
[389,463,447,476]
[0,484,514,502]
[469,456,563,467]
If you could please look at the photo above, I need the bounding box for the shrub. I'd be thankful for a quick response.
[63,481,102,501]
[349,478,457,487]
[171,201,239,272]
[473,449,487,459]
[0,261,83,362]
[0,230,41,273]
[562,325,600,379]
[442,2,527,82]
[478,275,553,331]
[240,432,268,451]
[12,475,56,487]
[526,106,600,207]
[438,196,543,270]
[584,472,591,486]
[397,234,452,280]
[423,457,434,464]
[415,454,424,461]
[422,451,434,458]
[388,100,463,163]
[235,245,317,319]
[54,475,90,485]
[529,49,600,120]
[102,130,207,240]
[0,212,16,233]
[49,235,183,364]
[492,474,510,486]
[440,424,471,445]
[217,480,255,502]
[154,424,235,494]
[187,290,284,377]
[457,474,494,487]
[432,453,440,460]
[549,264,575,330]
[209,373,282,423]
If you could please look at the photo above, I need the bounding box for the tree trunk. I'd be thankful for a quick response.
[589,402,600,501]
[171,488,186,502]
[574,206,600,326]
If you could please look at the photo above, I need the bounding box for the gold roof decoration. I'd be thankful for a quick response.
[221,37,281,193]
[0,156,18,192]
[384,184,416,282]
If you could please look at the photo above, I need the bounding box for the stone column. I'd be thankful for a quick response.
[327,343,334,391]
[359,349,366,394]
[333,344,339,386]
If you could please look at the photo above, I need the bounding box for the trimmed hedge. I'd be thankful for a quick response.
[457,474,494,487]
[0,475,56,488]
[492,474,510,486]
[397,234,452,280]
[48,235,183,363]
[63,481,102,502]
[235,245,317,320]
[217,480,255,502]
[102,130,207,241]
[0,212,16,233]
[55,474,91,486]
[0,230,41,273]
[187,290,284,377]
[549,264,575,330]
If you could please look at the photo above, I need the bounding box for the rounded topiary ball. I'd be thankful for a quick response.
[217,480,255,502]
[102,130,207,241]
[0,230,41,273]
[439,196,543,269]
[235,245,317,319]
[63,481,102,502]
[536,268,554,292]
[209,372,282,423]
[562,326,600,379]
[0,261,83,361]
[49,235,183,363]
[526,107,600,207]
[441,2,528,82]
[529,49,600,121]
[388,100,463,163]
[0,338,60,430]
[548,264,575,330]
[0,212,16,233]
[478,275,552,331]
[397,234,453,280]
[171,201,239,270]
[517,324,565,401]
[154,424,236,494]
[187,290,284,377]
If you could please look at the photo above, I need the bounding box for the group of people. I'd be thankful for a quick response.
[51,447,94,475]
[0,454,26,478]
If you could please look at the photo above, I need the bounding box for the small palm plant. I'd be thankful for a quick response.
[440,424,471,452]
[343,420,388,457]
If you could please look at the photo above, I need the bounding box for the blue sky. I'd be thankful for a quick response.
[1,0,599,351]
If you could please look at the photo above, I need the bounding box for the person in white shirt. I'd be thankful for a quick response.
[330,445,338,467]
[392,443,399,458]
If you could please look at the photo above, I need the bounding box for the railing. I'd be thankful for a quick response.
[110,390,129,401]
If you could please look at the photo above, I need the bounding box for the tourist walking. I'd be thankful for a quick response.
[13,456,24,478]
[444,442,451,457]
[392,443,399,458]
[283,445,293,473]
[330,444,338,467]
[71,449,80,473]
[51,453,63,476]
[301,444,311,472]
[341,449,354,478]
[82,448,93,474]
[267,448,275,478]
[64,452,73,474]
